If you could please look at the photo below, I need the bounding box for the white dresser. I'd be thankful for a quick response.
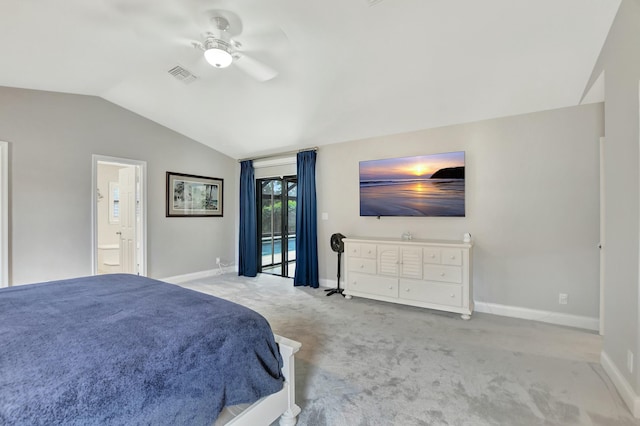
[343,237,473,319]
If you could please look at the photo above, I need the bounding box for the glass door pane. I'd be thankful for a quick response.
[260,180,280,275]
[258,177,296,278]
[284,179,297,277]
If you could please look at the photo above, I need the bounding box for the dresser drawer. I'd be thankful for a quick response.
[423,265,462,284]
[348,258,376,274]
[346,243,377,259]
[347,272,398,298]
[423,248,441,264]
[360,244,377,259]
[347,244,361,257]
[399,280,462,308]
[441,249,462,266]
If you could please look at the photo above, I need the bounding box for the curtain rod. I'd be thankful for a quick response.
[237,147,318,163]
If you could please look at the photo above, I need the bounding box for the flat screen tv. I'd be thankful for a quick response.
[359,151,465,217]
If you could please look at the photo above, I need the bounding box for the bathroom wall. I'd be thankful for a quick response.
[96,163,123,247]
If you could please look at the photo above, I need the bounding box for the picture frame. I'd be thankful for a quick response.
[166,172,223,217]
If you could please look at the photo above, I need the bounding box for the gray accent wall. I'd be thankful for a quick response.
[0,86,236,285]
[586,0,640,399]
[316,103,603,319]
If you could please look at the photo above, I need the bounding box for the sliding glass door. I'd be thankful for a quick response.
[258,176,297,277]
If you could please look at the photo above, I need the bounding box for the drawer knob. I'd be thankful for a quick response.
[450,256,455,259]
[360,264,364,268]
[430,254,435,258]
[388,286,393,290]
[440,272,445,277]
[450,293,455,298]
[405,288,410,292]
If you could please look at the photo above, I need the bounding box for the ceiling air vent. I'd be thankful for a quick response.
[168,65,198,84]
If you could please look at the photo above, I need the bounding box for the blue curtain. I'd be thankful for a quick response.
[294,150,319,287]
[238,160,258,277]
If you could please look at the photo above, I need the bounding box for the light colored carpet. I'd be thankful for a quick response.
[179,273,639,426]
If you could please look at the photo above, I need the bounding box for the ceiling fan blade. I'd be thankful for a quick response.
[233,27,289,54]
[233,53,278,82]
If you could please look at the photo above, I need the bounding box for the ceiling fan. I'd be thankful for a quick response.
[191,14,281,82]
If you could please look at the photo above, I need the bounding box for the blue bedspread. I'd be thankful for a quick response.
[0,274,284,425]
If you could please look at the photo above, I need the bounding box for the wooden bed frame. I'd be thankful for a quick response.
[216,335,302,426]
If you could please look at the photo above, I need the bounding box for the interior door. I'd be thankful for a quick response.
[118,166,137,274]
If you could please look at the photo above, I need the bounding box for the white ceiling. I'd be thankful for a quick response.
[0,0,620,159]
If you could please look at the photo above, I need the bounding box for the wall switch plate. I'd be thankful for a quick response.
[628,350,634,373]
[559,293,568,305]
[321,212,329,220]
[216,257,220,265]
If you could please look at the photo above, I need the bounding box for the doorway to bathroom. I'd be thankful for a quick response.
[92,155,146,276]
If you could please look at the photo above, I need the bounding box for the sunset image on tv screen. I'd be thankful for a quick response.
[359,151,465,217]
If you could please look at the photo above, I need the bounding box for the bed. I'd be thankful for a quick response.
[0,274,301,425]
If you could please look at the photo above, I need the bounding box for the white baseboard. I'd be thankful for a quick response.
[601,350,640,417]
[474,301,599,331]
[319,278,335,289]
[162,268,225,284]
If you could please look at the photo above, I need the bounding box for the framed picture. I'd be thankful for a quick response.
[166,172,223,217]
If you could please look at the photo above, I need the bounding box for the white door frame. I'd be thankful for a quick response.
[0,141,8,287]
[92,155,147,276]
[599,136,605,336]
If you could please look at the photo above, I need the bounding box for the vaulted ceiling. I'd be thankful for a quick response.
[0,0,620,159]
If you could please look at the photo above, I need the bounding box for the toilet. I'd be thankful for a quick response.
[98,244,121,274]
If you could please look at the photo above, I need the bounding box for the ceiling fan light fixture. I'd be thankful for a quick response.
[205,48,233,68]
[203,37,233,68]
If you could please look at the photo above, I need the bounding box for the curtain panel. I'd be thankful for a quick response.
[294,150,319,287]
[238,160,258,277]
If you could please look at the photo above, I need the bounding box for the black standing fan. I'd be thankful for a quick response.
[325,233,346,297]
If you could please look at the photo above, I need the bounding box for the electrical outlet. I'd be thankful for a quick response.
[216,257,220,265]
[559,293,568,305]
[628,350,634,373]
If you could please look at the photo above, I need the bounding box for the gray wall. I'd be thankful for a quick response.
[0,86,604,320]
[0,86,237,285]
[317,103,603,318]
[587,0,640,397]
